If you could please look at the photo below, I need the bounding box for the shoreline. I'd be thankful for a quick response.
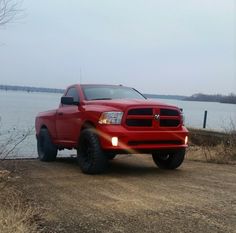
[1,86,236,104]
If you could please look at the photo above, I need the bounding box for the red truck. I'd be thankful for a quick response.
[35,84,188,174]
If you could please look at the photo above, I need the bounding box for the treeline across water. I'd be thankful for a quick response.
[185,93,236,104]
[0,85,64,94]
[0,84,235,104]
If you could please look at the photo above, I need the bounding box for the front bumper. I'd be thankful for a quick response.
[96,125,188,153]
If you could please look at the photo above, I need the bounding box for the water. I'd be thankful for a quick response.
[153,99,236,131]
[0,91,63,158]
[0,90,236,158]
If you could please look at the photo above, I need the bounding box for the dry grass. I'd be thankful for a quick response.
[0,178,42,233]
[187,145,236,164]
[0,123,41,233]
[188,128,236,164]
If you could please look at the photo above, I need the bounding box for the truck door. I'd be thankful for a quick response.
[56,87,82,143]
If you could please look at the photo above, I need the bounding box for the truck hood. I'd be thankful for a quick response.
[84,99,179,112]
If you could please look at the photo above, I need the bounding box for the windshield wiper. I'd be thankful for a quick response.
[90,98,113,100]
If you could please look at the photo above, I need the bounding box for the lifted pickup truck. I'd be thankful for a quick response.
[35,84,188,174]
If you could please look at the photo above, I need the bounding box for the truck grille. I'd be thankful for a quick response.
[128,108,153,115]
[160,119,180,127]
[125,108,180,128]
[160,109,180,127]
[126,108,153,127]
[126,119,152,127]
[160,109,179,116]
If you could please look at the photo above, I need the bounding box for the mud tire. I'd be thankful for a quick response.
[37,128,58,161]
[152,149,185,169]
[77,129,108,174]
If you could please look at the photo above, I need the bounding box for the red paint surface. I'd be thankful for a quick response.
[35,84,188,152]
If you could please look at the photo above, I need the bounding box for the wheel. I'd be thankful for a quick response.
[77,129,108,174]
[37,128,58,161]
[105,152,116,160]
[152,149,185,169]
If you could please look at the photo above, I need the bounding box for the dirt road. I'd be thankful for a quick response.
[9,155,236,233]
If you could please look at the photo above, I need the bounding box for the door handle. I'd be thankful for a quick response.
[58,112,63,116]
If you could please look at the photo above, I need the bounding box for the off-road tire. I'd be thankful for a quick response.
[105,152,116,160]
[37,128,58,161]
[77,129,108,174]
[152,149,185,169]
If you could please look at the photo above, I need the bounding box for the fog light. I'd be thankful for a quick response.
[111,137,118,147]
[185,136,188,145]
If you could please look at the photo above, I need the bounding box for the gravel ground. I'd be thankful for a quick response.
[4,154,236,233]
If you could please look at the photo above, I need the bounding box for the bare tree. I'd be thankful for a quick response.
[0,0,21,26]
[0,128,33,160]
[0,125,33,188]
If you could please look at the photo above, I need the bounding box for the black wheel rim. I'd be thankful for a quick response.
[159,153,170,161]
[81,138,93,165]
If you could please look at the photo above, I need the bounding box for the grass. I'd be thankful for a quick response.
[0,124,41,233]
[0,171,42,233]
[187,128,236,164]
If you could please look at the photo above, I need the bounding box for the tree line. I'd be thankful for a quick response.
[0,85,64,93]
[184,93,236,104]
[1,85,236,104]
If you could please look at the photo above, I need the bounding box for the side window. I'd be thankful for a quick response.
[65,87,80,103]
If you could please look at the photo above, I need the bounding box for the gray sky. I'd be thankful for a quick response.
[0,0,235,95]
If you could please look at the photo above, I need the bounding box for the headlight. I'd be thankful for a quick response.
[99,112,123,125]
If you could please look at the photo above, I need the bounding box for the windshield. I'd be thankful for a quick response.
[82,86,146,101]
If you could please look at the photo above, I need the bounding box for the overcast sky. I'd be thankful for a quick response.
[0,0,235,95]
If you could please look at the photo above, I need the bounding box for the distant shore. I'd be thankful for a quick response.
[184,93,236,104]
[0,84,64,94]
[0,84,235,104]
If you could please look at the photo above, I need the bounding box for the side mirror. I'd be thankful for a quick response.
[61,96,79,105]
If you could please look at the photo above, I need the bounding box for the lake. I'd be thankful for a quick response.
[0,90,236,158]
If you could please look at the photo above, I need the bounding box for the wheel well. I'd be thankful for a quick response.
[41,125,47,130]
[81,121,96,131]
[36,125,47,138]
[77,121,97,148]
[39,125,58,149]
